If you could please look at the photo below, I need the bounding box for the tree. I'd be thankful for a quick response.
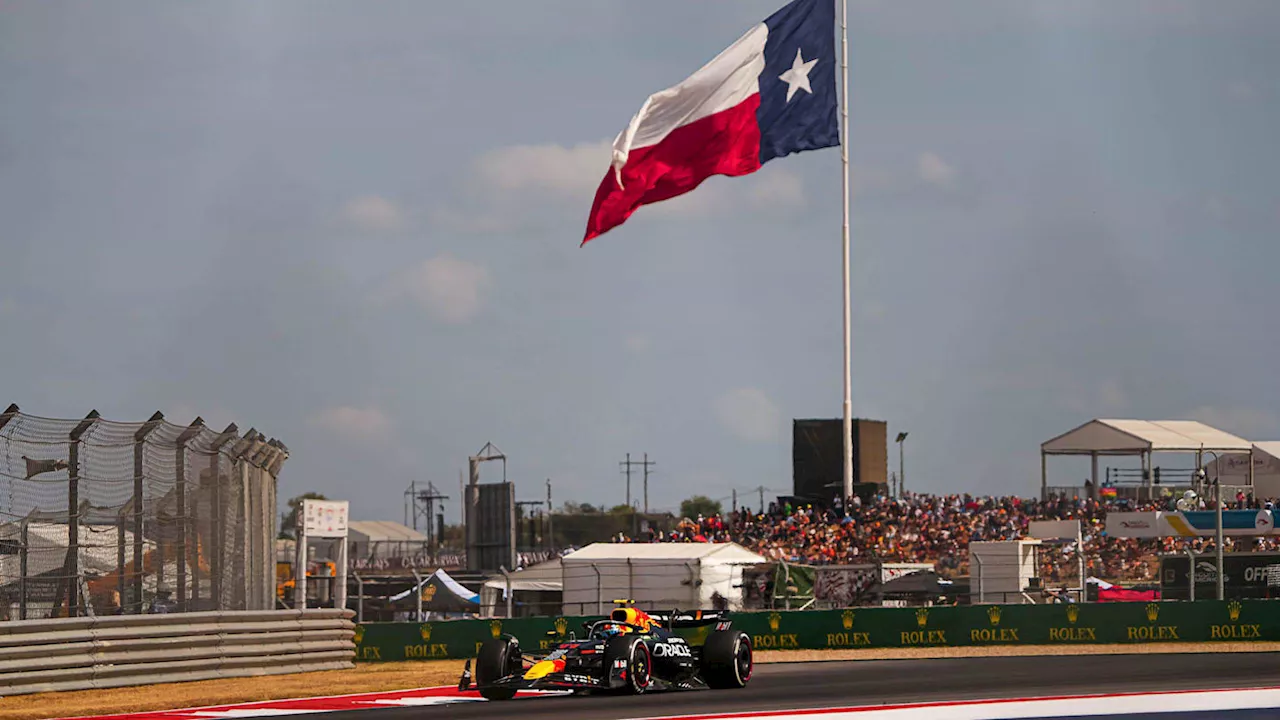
[279,492,328,539]
[609,504,635,515]
[680,495,722,519]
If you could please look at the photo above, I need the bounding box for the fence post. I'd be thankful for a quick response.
[593,564,602,614]
[19,519,28,620]
[175,418,203,612]
[0,406,18,616]
[67,410,99,618]
[411,569,422,621]
[133,412,163,613]
[354,572,364,623]
[209,424,239,611]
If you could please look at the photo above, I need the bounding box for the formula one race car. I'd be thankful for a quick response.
[458,604,753,701]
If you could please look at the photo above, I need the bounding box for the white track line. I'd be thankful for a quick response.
[626,686,1280,720]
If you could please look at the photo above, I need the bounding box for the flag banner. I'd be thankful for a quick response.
[582,0,838,244]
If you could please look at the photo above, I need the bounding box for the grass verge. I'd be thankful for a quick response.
[4,661,464,720]
[13,643,1280,720]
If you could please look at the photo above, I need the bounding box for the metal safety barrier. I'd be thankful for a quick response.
[0,609,355,696]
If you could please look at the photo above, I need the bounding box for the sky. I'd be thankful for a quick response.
[2,1,1279,523]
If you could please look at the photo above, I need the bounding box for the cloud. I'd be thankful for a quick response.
[342,195,405,231]
[1187,406,1280,439]
[917,152,956,186]
[750,167,806,209]
[1228,80,1258,100]
[470,139,612,200]
[437,140,808,233]
[624,333,651,353]
[379,254,491,324]
[714,387,782,443]
[310,406,392,441]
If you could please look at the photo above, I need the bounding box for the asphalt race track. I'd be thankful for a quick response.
[305,653,1280,720]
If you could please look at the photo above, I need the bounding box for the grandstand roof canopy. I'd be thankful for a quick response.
[1041,419,1253,456]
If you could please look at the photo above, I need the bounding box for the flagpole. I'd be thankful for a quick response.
[839,0,854,505]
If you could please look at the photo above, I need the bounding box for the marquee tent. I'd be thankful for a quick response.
[560,542,765,615]
[389,568,479,614]
[1040,419,1254,500]
[480,557,563,617]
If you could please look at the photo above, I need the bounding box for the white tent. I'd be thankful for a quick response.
[480,557,563,617]
[560,542,765,615]
[0,522,153,580]
[1204,443,1280,500]
[1040,419,1254,499]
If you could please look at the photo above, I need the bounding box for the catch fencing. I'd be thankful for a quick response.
[351,599,1278,661]
[0,608,354,696]
[0,405,287,619]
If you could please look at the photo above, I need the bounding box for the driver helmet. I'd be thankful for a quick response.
[600,622,632,638]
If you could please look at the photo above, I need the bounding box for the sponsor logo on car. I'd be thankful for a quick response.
[653,641,693,658]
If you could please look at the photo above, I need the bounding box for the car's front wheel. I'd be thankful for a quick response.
[475,636,521,701]
[604,636,652,694]
[701,629,752,689]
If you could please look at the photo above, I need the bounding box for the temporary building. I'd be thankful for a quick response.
[480,557,563,617]
[968,539,1041,604]
[560,542,765,615]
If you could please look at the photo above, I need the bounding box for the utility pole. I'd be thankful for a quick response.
[620,454,656,513]
[622,453,631,508]
[546,479,553,552]
[642,453,654,514]
[758,486,765,514]
[732,489,737,515]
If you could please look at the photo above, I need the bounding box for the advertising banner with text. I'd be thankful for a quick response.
[352,600,1279,661]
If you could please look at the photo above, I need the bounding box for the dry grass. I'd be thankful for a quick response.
[13,643,1280,720]
[2,661,464,720]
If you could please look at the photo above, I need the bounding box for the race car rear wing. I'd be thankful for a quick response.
[646,610,729,629]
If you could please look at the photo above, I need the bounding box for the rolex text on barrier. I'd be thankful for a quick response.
[351,600,1280,661]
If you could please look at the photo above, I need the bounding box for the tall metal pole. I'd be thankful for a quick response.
[623,453,632,509]
[899,437,905,496]
[546,479,553,551]
[643,453,650,515]
[1216,475,1225,601]
[839,0,854,504]
[1202,449,1225,601]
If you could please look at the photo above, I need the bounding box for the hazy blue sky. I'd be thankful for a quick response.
[3,1,1278,522]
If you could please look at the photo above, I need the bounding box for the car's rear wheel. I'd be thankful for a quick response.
[475,636,521,701]
[701,630,751,689]
[605,636,652,694]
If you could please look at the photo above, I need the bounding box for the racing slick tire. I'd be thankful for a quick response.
[475,635,521,701]
[604,635,653,695]
[701,629,752,689]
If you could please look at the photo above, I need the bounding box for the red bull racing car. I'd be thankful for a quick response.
[458,605,753,701]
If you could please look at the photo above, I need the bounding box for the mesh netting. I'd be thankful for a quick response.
[0,407,286,619]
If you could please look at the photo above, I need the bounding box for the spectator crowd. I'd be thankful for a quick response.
[623,491,1280,583]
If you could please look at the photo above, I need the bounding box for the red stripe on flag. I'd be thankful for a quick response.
[582,94,763,244]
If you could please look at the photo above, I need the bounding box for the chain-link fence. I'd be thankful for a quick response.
[0,405,287,619]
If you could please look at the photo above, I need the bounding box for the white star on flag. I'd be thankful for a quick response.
[779,47,817,103]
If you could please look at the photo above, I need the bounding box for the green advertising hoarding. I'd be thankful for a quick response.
[353,599,1278,662]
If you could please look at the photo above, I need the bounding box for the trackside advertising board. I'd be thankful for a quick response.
[1106,510,1276,538]
[352,600,1279,661]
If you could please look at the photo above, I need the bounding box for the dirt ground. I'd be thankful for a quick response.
[3,662,465,720]
[11,643,1280,720]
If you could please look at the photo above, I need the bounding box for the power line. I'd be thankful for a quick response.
[620,453,655,512]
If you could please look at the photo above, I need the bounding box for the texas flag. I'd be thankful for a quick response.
[582,0,839,244]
